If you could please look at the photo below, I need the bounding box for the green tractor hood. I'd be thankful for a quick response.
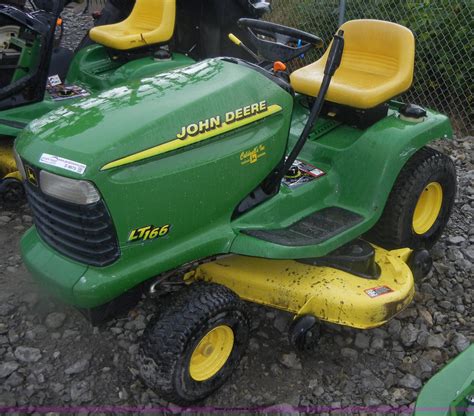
[16,57,294,308]
[17,58,290,177]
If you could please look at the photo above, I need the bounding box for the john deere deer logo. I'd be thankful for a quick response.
[26,167,38,186]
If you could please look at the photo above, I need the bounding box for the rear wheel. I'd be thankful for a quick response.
[368,147,456,249]
[138,282,250,404]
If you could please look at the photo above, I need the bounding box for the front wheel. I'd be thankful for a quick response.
[138,282,250,404]
[0,178,25,205]
[368,147,457,250]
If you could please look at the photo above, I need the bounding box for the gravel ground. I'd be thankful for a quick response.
[60,3,93,51]
[0,4,473,414]
[1,136,472,414]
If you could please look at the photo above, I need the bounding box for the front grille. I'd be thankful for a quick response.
[24,181,120,267]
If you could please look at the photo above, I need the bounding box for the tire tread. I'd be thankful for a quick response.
[368,146,456,249]
[138,282,249,404]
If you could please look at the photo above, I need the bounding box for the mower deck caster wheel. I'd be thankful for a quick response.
[408,249,433,282]
[137,282,250,404]
[289,315,321,351]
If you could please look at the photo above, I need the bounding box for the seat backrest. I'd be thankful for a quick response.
[127,0,176,33]
[333,19,415,82]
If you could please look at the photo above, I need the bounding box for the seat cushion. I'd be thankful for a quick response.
[290,20,415,109]
[291,55,409,109]
[89,0,176,51]
[90,24,146,50]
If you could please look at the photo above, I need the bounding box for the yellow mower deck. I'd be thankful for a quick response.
[191,247,415,329]
[0,141,20,180]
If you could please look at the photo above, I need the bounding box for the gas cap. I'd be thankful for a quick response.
[399,104,427,123]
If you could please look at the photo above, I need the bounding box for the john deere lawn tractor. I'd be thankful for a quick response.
[0,0,270,202]
[415,345,473,415]
[15,17,457,403]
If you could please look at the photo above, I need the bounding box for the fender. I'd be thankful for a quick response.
[230,103,453,259]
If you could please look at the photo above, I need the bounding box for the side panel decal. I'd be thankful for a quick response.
[101,102,282,171]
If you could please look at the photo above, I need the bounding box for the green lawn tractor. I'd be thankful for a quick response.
[16,17,457,404]
[415,345,473,415]
[0,0,270,202]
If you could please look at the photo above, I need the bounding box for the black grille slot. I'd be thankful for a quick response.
[24,181,120,267]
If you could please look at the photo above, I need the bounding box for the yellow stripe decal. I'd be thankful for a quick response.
[101,104,283,171]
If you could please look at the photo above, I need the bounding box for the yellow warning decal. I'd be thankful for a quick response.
[101,101,282,171]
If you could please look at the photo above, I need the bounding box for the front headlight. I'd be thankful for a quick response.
[40,171,101,205]
[13,148,26,180]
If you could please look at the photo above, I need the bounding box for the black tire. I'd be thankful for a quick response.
[288,314,321,351]
[138,282,250,404]
[0,178,25,205]
[368,147,456,250]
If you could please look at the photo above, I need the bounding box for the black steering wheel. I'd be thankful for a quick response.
[238,18,323,63]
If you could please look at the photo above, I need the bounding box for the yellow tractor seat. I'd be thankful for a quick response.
[290,20,415,109]
[89,0,176,51]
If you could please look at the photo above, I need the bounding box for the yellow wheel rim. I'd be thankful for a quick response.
[413,182,443,235]
[189,325,234,382]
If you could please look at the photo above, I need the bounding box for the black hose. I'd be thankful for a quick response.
[263,30,345,193]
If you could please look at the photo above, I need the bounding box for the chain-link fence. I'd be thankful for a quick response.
[268,0,473,135]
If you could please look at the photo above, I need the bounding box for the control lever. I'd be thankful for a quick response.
[228,33,260,62]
